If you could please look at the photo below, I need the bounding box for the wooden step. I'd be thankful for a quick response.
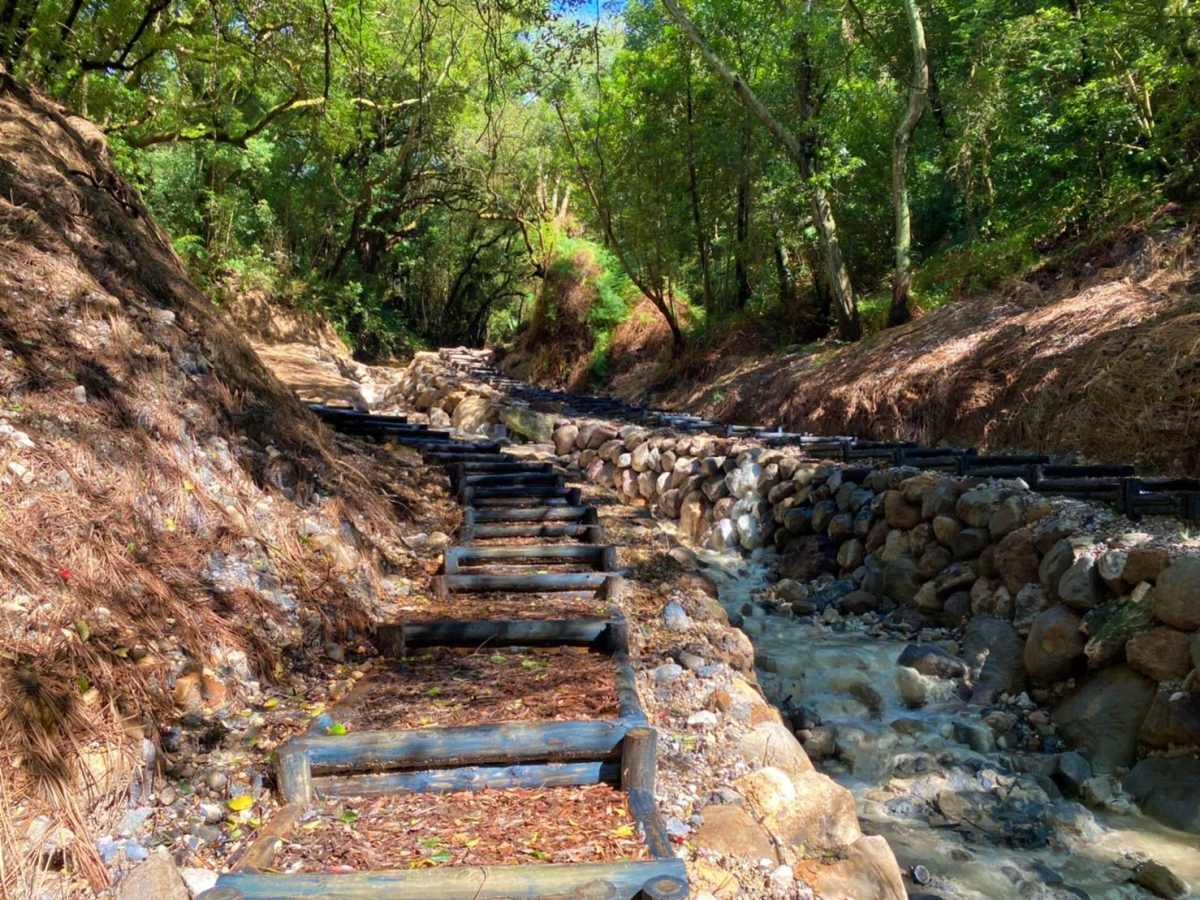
[444,544,617,574]
[460,472,563,487]
[468,495,578,508]
[461,485,581,503]
[466,506,592,523]
[465,522,603,542]
[435,571,614,597]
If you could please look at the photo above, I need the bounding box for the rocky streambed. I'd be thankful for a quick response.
[692,546,1200,900]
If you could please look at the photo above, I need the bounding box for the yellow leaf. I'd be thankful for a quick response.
[611,824,635,838]
[263,698,280,709]
[182,479,194,493]
[227,795,254,812]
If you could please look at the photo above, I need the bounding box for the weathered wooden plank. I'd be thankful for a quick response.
[469,495,577,508]
[620,729,674,862]
[612,652,646,725]
[212,858,688,899]
[313,761,622,797]
[296,719,630,771]
[444,544,611,574]
[461,472,563,487]
[469,506,590,522]
[376,618,613,653]
[438,572,612,594]
[466,522,603,542]
[462,485,580,501]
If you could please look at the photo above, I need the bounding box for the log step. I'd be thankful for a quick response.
[426,451,514,464]
[460,472,563,487]
[377,617,619,653]
[215,858,688,900]
[462,485,581,503]
[466,522,602,541]
[395,439,503,453]
[313,760,623,797]
[444,544,617,573]
[468,495,578,508]
[435,571,615,597]
[466,506,592,523]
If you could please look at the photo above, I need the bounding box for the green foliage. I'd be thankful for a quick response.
[1,0,1195,362]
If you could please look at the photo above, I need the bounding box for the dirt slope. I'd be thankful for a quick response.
[0,75,446,893]
[605,218,1200,476]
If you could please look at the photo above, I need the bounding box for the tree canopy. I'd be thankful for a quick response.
[2,0,1196,358]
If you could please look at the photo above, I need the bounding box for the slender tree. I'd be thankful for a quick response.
[660,0,861,340]
[888,0,930,326]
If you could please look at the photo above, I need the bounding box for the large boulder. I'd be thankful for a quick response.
[738,721,814,778]
[897,642,968,680]
[1058,555,1103,610]
[693,804,779,862]
[1125,756,1200,834]
[501,406,556,442]
[1024,605,1085,684]
[993,527,1041,595]
[1155,557,1200,630]
[1138,688,1200,748]
[779,536,831,580]
[451,394,498,433]
[808,835,908,900]
[880,555,922,604]
[552,423,579,455]
[963,617,1025,703]
[761,770,862,856]
[1039,536,1093,603]
[883,491,922,529]
[1126,626,1194,682]
[956,486,1002,528]
[1054,666,1156,773]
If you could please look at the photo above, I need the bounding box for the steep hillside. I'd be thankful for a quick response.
[0,75,450,894]
[550,214,1200,476]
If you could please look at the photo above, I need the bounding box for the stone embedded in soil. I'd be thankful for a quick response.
[1154,557,1200,631]
[1135,861,1190,900]
[738,721,814,778]
[116,848,188,900]
[808,834,908,900]
[1054,665,1155,773]
[1138,687,1200,748]
[1125,756,1200,834]
[694,804,780,864]
[963,616,1025,703]
[896,642,967,680]
[1126,626,1194,682]
[1023,605,1085,684]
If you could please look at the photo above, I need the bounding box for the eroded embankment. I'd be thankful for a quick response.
[391,348,1200,899]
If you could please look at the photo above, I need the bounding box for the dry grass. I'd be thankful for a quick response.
[0,74,448,894]
[613,214,1200,475]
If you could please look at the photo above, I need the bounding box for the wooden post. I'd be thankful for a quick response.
[275,744,313,805]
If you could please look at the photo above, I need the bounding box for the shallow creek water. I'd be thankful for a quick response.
[690,545,1200,900]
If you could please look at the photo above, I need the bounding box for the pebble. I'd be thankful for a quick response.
[157,785,177,807]
[206,770,228,792]
[180,868,219,896]
[687,710,719,728]
[653,663,684,684]
[118,807,152,837]
[124,839,149,862]
[769,864,794,889]
[200,802,225,825]
[663,601,690,632]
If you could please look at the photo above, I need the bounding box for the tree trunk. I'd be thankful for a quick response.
[683,50,716,315]
[661,0,860,340]
[734,116,753,309]
[889,0,930,327]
